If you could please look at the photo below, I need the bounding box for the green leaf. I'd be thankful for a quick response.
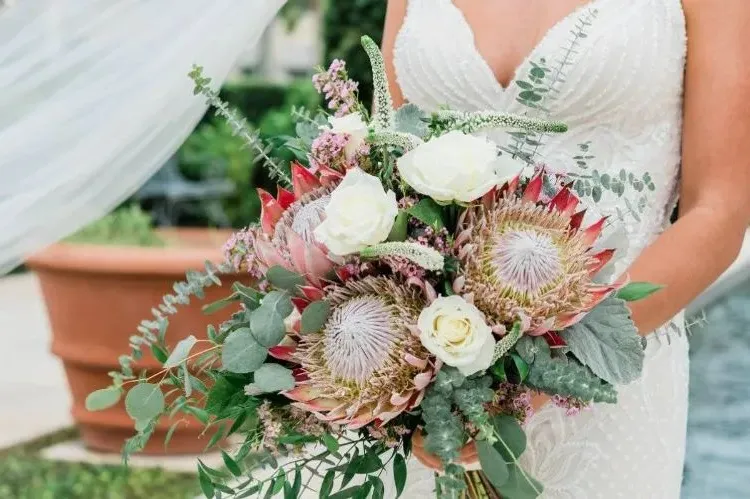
[252,363,295,393]
[124,383,164,421]
[394,103,429,137]
[266,266,305,294]
[387,210,409,242]
[300,300,330,334]
[393,453,407,498]
[163,335,197,368]
[561,297,645,385]
[150,344,169,364]
[511,353,530,382]
[221,450,242,477]
[202,292,240,315]
[495,464,544,499]
[222,329,267,374]
[322,433,340,453]
[407,198,445,230]
[476,440,510,488]
[250,292,292,347]
[198,462,215,498]
[369,476,385,499]
[522,337,618,403]
[353,481,373,499]
[616,282,663,302]
[85,387,121,411]
[181,364,192,397]
[491,415,527,463]
[271,471,286,495]
[329,487,361,499]
[320,470,335,498]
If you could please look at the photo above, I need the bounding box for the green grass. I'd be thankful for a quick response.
[0,429,198,499]
[65,205,164,248]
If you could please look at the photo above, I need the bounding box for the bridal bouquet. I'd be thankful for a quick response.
[87,37,659,499]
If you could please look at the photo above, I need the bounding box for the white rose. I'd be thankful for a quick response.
[397,131,522,203]
[327,112,369,160]
[314,168,398,256]
[418,295,496,376]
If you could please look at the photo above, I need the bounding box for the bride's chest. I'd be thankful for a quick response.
[393,0,687,128]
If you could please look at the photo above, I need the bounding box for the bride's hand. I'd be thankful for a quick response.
[411,391,551,470]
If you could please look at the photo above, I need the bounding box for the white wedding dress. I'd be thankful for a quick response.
[387,0,690,497]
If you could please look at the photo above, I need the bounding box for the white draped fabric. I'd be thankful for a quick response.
[0,0,285,273]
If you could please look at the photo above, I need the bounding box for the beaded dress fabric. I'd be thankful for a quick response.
[387,0,690,497]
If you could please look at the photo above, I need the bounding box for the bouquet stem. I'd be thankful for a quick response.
[463,471,501,499]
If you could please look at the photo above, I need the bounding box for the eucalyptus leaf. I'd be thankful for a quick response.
[616,282,663,302]
[407,198,445,230]
[561,297,644,385]
[495,464,544,499]
[163,335,197,368]
[266,266,305,294]
[85,387,121,411]
[252,363,295,393]
[300,300,330,334]
[492,415,527,463]
[222,329,267,374]
[124,383,165,422]
[476,440,510,488]
[250,292,292,347]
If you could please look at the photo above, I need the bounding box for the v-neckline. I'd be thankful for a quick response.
[447,0,602,91]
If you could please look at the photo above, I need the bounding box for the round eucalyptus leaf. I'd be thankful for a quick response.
[476,440,510,488]
[300,300,330,334]
[85,387,121,412]
[250,305,287,347]
[222,329,267,374]
[253,363,295,393]
[124,383,164,422]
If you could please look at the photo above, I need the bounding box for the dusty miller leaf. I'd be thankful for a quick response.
[394,103,429,138]
[561,297,644,385]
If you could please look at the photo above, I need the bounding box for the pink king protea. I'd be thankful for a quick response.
[455,172,621,335]
[254,162,343,288]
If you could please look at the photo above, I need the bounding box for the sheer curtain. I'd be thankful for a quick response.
[0,0,285,273]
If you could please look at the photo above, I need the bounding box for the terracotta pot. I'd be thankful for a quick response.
[27,228,244,455]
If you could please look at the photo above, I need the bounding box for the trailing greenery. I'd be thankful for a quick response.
[323,0,387,106]
[65,205,163,247]
[0,429,197,499]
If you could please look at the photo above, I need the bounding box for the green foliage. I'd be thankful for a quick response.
[517,336,618,403]
[85,387,122,412]
[561,297,645,385]
[124,383,165,423]
[323,0,387,106]
[300,300,331,334]
[65,204,163,247]
[249,291,293,347]
[247,363,295,394]
[222,328,267,374]
[406,198,446,230]
[361,35,394,131]
[0,444,197,499]
[394,103,430,138]
[617,281,663,302]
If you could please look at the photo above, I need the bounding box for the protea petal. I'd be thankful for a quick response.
[569,209,587,231]
[549,186,571,213]
[291,297,309,313]
[285,385,322,403]
[269,345,297,361]
[588,249,616,276]
[522,173,543,203]
[255,237,286,269]
[300,285,325,301]
[582,217,608,247]
[544,331,568,348]
[414,372,432,390]
[302,242,335,286]
[390,391,413,406]
[404,354,428,370]
[292,368,310,382]
[347,406,376,429]
[291,162,322,197]
[277,187,296,209]
[258,188,284,235]
[292,398,341,412]
[285,228,310,276]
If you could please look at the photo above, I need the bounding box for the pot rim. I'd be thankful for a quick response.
[25,227,235,276]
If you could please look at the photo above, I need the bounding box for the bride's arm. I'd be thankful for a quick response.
[382,0,407,108]
[626,0,750,335]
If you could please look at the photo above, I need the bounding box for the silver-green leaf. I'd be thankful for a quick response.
[124,383,164,422]
[252,363,296,393]
[163,335,197,368]
[85,387,122,412]
[476,440,510,488]
[222,329,267,374]
[266,266,305,294]
[394,103,429,138]
[300,300,330,334]
[561,297,644,385]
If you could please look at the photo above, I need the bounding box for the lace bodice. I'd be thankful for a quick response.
[388,1,690,497]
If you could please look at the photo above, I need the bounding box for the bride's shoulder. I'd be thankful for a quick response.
[681,0,750,18]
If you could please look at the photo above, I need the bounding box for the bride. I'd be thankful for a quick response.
[378,0,750,497]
